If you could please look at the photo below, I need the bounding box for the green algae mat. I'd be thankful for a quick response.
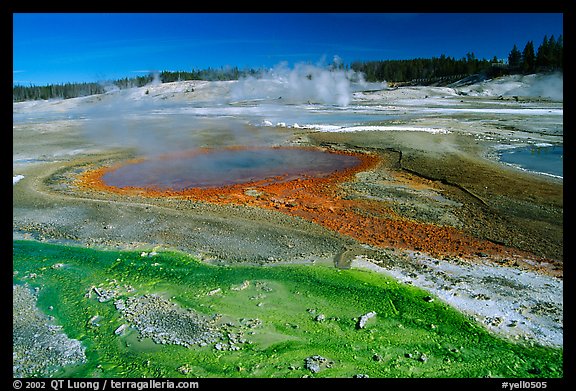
[12,240,562,378]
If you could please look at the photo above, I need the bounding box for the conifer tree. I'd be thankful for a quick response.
[508,44,522,69]
[521,41,535,74]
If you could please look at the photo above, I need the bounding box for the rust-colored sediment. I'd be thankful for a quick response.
[78,146,558,272]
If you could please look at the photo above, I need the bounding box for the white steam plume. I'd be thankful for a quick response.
[230,60,370,106]
[505,72,563,102]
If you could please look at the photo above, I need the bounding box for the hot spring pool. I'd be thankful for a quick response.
[499,144,563,178]
[102,147,362,190]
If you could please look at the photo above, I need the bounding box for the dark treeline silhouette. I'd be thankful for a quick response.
[353,34,562,85]
[508,34,563,74]
[12,82,106,102]
[159,67,261,83]
[13,34,562,102]
[351,53,496,84]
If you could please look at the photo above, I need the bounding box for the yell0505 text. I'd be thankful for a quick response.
[501,381,547,390]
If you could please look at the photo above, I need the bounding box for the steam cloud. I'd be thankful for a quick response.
[504,72,563,102]
[230,60,379,106]
[461,72,563,102]
[80,95,280,157]
[79,60,386,157]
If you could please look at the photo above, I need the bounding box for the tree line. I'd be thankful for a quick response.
[13,34,562,102]
[12,82,106,102]
[507,34,563,74]
[351,34,562,84]
[350,53,496,84]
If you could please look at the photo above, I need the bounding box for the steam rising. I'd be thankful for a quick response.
[459,72,563,101]
[230,61,373,106]
[78,61,382,156]
[80,93,279,157]
[504,73,563,102]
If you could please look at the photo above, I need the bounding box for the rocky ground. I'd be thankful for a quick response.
[13,284,86,377]
[13,76,563,351]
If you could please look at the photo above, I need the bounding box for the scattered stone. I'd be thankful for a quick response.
[357,311,377,329]
[231,280,250,291]
[117,294,222,348]
[114,324,128,336]
[207,288,221,296]
[418,354,428,362]
[304,355,327,373]
[372,354,382,362]
[88,315,101,327]
[240,318,262,329]
[485,316,503,327]
[423,296,434,303]
[305,362,320,373]
[244,189,263,198]
[258,283,273,292]
[51,263,65,269]
[472,293,491,300]
[315,314,325,322]
[178,364,193,374]
[13,284,86,377]
[91,286,116,303]
[405,353,413,358]
[353,374,369,378]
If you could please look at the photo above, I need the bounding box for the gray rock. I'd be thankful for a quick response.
[357,311,377,329]
[114,324,128,336]
[304,355,327,373]
[306,361,321,373]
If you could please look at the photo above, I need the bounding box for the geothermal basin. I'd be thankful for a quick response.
[14,74,564,355]
[101,147,363,191]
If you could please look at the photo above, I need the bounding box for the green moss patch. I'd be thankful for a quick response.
[13,240,562,378]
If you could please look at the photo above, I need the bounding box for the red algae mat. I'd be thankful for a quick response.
[78,146,546,263]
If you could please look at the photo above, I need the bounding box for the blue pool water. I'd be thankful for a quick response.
[499,145,563,178]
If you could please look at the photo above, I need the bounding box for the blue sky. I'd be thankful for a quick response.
[13,13,563,86]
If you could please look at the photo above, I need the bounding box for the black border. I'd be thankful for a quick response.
[7,2,573,389]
